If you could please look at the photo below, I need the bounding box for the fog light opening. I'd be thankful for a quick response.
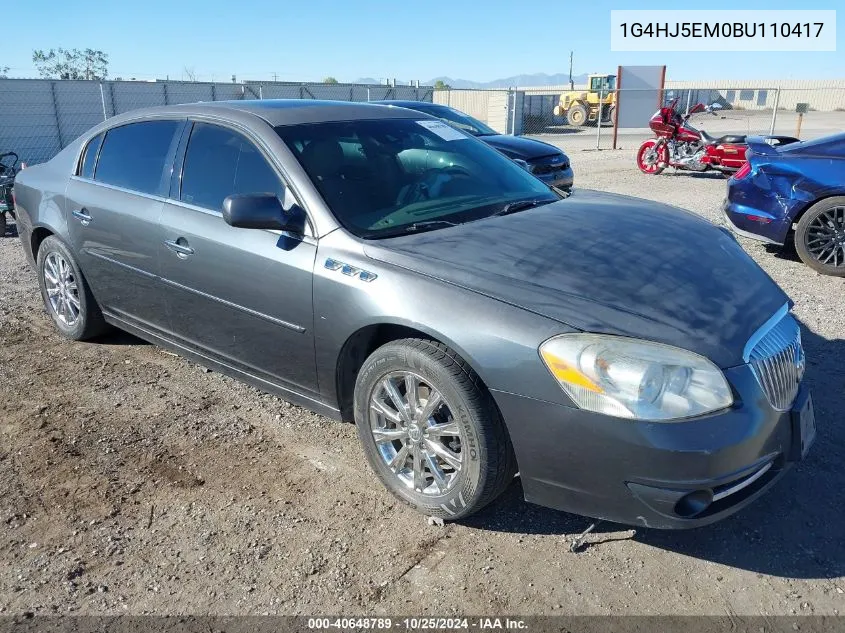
[674,489,714,518]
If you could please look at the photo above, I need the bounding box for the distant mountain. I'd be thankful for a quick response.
[352,73,591,89]
[426,73,591,89]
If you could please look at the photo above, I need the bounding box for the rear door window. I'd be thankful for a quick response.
[95,120,180,195]
[78,133,103,179]
[179,122,284,212]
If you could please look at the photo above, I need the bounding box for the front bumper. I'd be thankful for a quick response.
[492,363,808,529]
[535,166,574,190]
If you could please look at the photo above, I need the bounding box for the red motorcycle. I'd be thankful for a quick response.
[636,99,798,176]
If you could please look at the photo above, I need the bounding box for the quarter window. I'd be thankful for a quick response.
[95,120,180,195]
[79,133,103,179]
[180,123,284,212]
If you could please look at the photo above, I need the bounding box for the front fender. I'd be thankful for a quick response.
[313,232,576,411]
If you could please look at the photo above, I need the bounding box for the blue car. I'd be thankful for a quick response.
[723,133,845,276]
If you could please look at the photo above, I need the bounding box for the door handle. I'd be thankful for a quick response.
[164,239,195,257]
[71,209,92,226]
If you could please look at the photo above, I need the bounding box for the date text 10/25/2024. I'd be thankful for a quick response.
[307,617,528,630]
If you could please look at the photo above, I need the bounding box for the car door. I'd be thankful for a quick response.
[65,119,184,332]
[159,120,319,394]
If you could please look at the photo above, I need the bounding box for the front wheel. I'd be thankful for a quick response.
[353,338,517,520]
[637,139,667,175]
[794,197,845,276]
[566,104,588,127]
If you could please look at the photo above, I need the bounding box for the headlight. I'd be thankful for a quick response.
[539,334,733,421]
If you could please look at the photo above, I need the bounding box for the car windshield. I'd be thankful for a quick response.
[276,118,557,239]
[399,104,499,137]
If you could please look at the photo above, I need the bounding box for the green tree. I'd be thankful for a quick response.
[32,48,109,80]
[433,80,451,91]
[323,76,339,84]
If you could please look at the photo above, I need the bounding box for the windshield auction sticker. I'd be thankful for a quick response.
[611,10,836,51]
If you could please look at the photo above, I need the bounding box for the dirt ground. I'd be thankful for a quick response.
[1,148,844,617]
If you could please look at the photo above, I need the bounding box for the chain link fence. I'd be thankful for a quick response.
[434,84,845,149]
[0,79,434,166]
[4,78,844,164]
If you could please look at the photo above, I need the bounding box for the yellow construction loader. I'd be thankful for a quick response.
[553,74,617,127]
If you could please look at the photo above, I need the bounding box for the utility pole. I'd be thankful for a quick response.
[569,51,574,91]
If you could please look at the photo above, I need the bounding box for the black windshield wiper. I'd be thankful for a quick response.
[365,220,459,239]
[490,198,554,217]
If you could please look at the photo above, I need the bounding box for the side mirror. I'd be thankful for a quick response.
[222,193,305,233]
[513,158,531,172]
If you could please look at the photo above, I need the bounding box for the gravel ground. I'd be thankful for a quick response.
[1,147,844,618]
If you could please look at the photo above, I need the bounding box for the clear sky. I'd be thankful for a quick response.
[5,0,843,83]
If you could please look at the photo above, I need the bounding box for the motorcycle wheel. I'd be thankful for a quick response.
[636,140,667,175]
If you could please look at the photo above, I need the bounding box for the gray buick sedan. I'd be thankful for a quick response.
[13,100,814,528]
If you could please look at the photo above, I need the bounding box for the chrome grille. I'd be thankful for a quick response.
[747,313,804,411]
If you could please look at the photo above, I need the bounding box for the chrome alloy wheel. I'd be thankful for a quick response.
[43,252,80,327]
[369,371,463,496]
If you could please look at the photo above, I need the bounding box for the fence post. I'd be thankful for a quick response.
[109,81,118,116]
[596,89,604,149]
[367,87,371,102]
[510,90,517,135]
[162,82,169,105]
[259,85,264,100]
[99,83,108,121]
[769,88,780,135]
[211,83,217,101]
[49,81,65,149]
[685,90,692,115]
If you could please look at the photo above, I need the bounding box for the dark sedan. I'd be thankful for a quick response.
[14,100,814,528]
[375,100,574,190]
[724,133,845,276]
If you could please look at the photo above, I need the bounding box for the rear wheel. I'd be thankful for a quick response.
[636,139,667,175]
[795,197,845,276]
[0,212,5,238]
[36,236,109,339]
[353,338,517,520]
[566,104,588,127]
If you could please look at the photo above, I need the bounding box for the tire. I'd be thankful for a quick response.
[0,212,5,238]
[794,197,845,277]
[353,338,517,520]
[36,235,109,340]
[566,104,588,127]
[605,105,617,126]
[636,139,667,175]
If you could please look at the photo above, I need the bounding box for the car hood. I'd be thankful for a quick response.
[363,190,789,369]
[478,134,564,160]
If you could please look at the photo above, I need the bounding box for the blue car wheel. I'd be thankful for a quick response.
[795,196,845,277]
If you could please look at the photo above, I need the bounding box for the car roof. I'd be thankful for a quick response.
[99,99,435,129]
